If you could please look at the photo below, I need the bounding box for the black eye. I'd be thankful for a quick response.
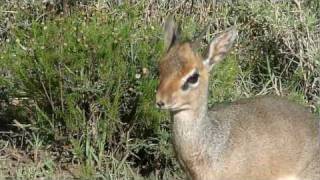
[181,72,199,91]
[187,73,199,84]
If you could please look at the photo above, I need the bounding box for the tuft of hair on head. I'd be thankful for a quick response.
[190,24,210,52]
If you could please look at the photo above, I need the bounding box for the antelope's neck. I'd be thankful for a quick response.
[171,98,230,168]
[171,103,208,152]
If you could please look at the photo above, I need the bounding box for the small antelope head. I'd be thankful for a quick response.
[156,18,237,112]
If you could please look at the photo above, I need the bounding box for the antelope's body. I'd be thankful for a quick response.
[172,96,319,180]
[156,18,320,180]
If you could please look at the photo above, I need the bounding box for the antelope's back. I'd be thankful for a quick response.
[207,96,320,180]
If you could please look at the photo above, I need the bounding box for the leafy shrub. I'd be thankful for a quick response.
[1,3,176,177]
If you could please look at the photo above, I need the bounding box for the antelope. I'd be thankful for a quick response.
[155,18,320,180]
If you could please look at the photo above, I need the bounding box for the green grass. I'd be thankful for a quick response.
[0,0,319,179]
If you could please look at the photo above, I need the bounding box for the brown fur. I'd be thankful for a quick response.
[156,20,320,180]
[208,96,319,180]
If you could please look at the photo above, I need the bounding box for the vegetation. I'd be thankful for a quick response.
[0,0,319,179]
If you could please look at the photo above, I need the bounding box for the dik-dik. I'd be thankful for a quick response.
[155,18,320,180]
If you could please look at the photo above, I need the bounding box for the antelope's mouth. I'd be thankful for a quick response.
[157,103,190,113]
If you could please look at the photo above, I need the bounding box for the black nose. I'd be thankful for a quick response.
[156,101,165,108]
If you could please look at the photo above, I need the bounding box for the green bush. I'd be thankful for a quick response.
[1,4,176,178]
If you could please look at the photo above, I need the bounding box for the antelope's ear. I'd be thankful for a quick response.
[164,17,180,51]
[204,27,237,71]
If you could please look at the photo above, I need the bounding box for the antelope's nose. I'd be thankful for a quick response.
[156,91,166,109]
[156,101,165,108]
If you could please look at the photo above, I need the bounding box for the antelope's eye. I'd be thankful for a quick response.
[181,72,199,91]
[187,72,199,84]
